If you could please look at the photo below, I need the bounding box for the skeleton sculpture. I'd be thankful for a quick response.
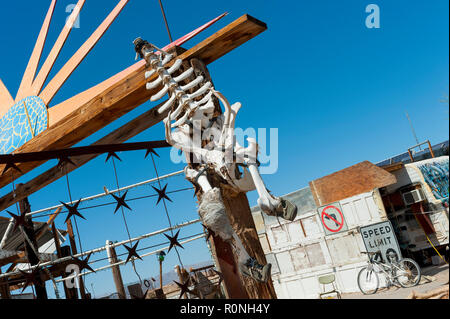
[134,38,298,283]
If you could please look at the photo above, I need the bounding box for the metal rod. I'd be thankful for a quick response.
[55,234,205,283]
[24,170,184,217]
[405,111,421,151]
[0,140,170,165]
[0,219,201,280]
[0,218,14,249]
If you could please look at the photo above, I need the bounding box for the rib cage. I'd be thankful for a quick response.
[141,43,214,129]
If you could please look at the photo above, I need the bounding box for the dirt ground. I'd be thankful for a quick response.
[341,263,449,299]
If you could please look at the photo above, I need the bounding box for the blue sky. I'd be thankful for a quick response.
[0,0,448,298]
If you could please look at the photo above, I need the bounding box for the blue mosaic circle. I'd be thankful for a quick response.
[0,96,48,154]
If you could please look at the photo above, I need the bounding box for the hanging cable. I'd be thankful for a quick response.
[157,0,173,42]
[63,165,90,296]
[149,153,184,268]
[110,156,143,285]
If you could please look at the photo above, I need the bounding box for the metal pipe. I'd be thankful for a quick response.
[0,219,201,280]
[55,234,205,283]
[0,218,14,249]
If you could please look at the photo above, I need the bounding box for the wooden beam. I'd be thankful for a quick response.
[35,207,62,241]
[0,267,11,299]
[0,100,168,212]
[0,14,267,190]
[20,196,48,299]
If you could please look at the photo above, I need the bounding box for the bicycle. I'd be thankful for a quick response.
[357,250,422,295]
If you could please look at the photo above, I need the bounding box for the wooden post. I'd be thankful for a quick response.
[61,245,79,299]
[159,260,163,289]
[106,240,126,299]
[186,59,277,299]
[19,196,48,299]
[0,268,11,299]
[408,149,414,163]
[175,265,188,299]
[220,189,277,299]
[66,218,87,299]
[427,141,435,158]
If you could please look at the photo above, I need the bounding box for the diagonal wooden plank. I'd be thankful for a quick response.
[15,0,57,102]
[0,79,14,117]
[39,0,129,105]
[0,14,267,189]
[30,0,86,97]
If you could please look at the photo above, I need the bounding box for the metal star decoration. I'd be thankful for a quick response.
[111,191,132,214]
[202,224,216,242]
[105,152,121,163]
[164,230,184,253]
[131,289,148,300]
[174,279,192,299]
[60,199,85,224]
[124,241,143,264]
[72,253,96,273]
[2,162,22,175]
[144,148,159,159]
[152,184,172,205]
[19,267,42,293]
[7,211,27,232]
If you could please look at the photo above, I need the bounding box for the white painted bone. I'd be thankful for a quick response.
[151,84,169,101]
[180,75,204,91]
[173,67,194,82]
[248,163,281,215]
[142,44,286,220]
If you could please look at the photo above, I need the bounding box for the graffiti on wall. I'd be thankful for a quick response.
[418,159,449,206]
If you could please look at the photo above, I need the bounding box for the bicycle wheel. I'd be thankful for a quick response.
[394,258,421,288]
[357,266,379,295]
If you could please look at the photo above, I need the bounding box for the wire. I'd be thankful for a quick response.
[110,156,143,285]
[149,153,184,268]
[30,187,194,219]
[63,165,89,296]
[157,0,173,42]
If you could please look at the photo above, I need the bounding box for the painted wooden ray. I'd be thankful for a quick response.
[0,79,13,115]
[15,0,57,103]
[48,12,228,127]
[0,0,226,155]
[0,0,126,155]
[30,0,86,97]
